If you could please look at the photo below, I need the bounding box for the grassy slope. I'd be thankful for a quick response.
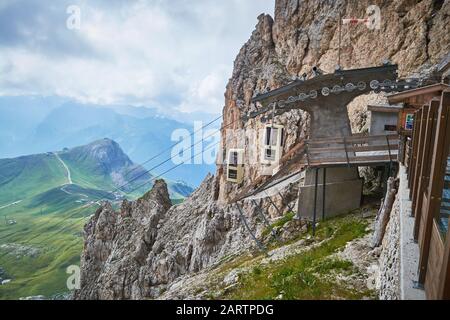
[59,152,113,190]
[0,147,191,299]
[59,152,190,200]
[0,204,92,299]
[0,154,67,204]
[0,152,120,299]
[219,213,376,300]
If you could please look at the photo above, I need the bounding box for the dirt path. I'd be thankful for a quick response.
[54,153,72,185]
[0,200,22,211]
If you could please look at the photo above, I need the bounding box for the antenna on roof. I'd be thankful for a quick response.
[312,66,324,77]
[338,12,342,70]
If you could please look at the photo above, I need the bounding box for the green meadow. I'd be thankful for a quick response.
[0,145,186,299]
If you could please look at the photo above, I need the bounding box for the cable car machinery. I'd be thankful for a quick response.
[232,62,423,249]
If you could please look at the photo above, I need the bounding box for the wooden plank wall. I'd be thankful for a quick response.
[425,221,445,299]
[406,91,450,299]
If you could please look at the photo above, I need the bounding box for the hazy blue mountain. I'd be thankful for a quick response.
[0,96,218,186]
[0,95,63,157]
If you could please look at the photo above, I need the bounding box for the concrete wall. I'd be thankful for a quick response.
[298,167,363,220]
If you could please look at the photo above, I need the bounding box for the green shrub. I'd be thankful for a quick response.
[262,211,296,237]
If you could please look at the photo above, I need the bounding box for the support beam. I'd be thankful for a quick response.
[252,199,281,241]
[439,217,450,299]
[437,92,450,298]
[409,110,422,193]
[411,108,427,203]
[322,168,327,221]
[235,203,266,252]
[295,178,303,220]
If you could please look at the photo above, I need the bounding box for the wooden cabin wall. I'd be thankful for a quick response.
[425,221,446,299]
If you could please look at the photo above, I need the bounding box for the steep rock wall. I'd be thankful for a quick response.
[378,196,401,299]
[217,0,450,203]
[75,177,283,299]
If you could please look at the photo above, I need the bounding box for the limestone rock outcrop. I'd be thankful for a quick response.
[74,179,171,299]
[75,177,285,299]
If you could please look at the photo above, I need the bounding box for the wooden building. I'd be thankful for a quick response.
[388,85,450,299]
[389,83,450,166]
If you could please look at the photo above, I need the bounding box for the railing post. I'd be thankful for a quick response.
[343,136,350,166]
[322,167,326,221]
[305,141,311,167]
[313,167,319,236]
[386,135,393,176]
[296,178,303,220]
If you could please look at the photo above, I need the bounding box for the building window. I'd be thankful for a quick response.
[265,148,275,161]
[228,169,238,180]
[229,151,239,166]
[226,149,244,183]
[384,124,397,132]
[265,127,279,146]
[262,124,284,164]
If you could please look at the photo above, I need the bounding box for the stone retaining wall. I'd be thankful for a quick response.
[378,196,401,300]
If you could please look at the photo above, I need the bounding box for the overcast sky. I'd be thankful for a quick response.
[0,0,274,114]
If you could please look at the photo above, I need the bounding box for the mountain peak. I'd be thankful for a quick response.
[62,138,133,175]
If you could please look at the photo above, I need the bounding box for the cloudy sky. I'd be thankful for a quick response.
[0,0,274,114]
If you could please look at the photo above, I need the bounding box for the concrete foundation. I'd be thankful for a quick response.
[298,167,363,220]
[397,165,426,300]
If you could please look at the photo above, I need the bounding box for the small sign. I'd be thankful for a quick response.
[405,114,414,130]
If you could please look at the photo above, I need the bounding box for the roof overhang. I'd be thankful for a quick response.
[387,83,450,105]
[368,104,402,113]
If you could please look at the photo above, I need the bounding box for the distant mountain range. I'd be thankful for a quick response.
[0,138,193,204]
[0,95,219,186]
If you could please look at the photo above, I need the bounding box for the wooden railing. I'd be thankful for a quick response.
[301,134,399,167]
[230,134,399,203]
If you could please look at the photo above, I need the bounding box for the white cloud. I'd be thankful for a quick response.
[179,64,230,113]
[0,0,274,114]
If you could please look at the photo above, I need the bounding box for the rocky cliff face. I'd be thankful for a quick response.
[75,177,275,299]
[75,0,449,299]
[217,0,449,203]
[74,180,171,299]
